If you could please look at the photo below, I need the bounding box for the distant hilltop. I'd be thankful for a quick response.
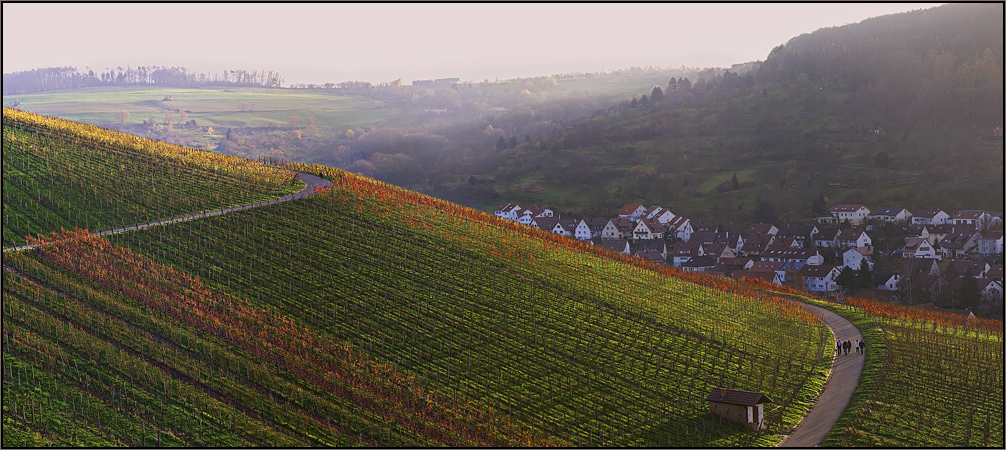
[412,77,461,87]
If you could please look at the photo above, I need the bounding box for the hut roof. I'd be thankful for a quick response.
[706,388,774,406]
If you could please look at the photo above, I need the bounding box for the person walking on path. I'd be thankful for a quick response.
[843,340,850,355]
[836,339,842,356]
[859,339,865,355]
[854,339,860,354]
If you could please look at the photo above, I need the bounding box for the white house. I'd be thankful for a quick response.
[799,264,840,293]
[978,280,1004,307]
[977,231,1004,258]
[495,202,521,221]
[652,209,677,224]
[814,228,840,248]
[671,241,703,267]
[515,205,554,225]
[870,207,912,223]
[668,216,693,242]
[761,248,825,265]
[574,218,608,240]
[901,237,937,259]
[836,229,872,249]
[911,208,951,227]
[618,204,647,222]
[953,210,990,229]
[828,204,871,225]
[842,247,874,271]
[875,272,901,291]
[553,219,579,237]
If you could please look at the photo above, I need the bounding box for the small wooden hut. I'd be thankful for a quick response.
[706,387,774,429]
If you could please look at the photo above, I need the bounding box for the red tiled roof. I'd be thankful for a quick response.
[618,204,644,215]
[954,210,985,220]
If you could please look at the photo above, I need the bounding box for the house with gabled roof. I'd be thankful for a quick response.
[651,209,677,224]
[842,247,874,271]
[911,208,951,227]
[946,260,990,279]
[953,210,990,229]
[703,243,737,263]
[735,270,783,286]
[691,220,718,233]
[641,205,665,220]
[875,272,901,291]
[977,231,1003,258]
[799,264,840,292]
[681,255,717,272]
[920,224,956,246]
[719,257,754,271]
[634,249,667,265]
[828,204,871,225]
[900,258,940,278]
[749,260,787,283]
[940,228,982,259]
[777,224,819,248]
[552,219,579,237]
[977,279,1004,308]
[985,264,1004,282]
[600,239,631,255]
[632,218,666,240]
[707,388,774,429]
[765,236,802,251]
[601,218,635,240]
[901,237,937,259]
[618,204,647,222]
[761,248,825,265]
[814,228,840,248]
[739,233,775,257]
[516,205,553,225]
[836,229,872,249]
[671,241,703,267]
[667,216,693,242]
[574,217,608,240]
[635,240,668,260]
[532,216,560,233]
[494,202,521,221]
[746,223,779,236]
[870,207,912,223]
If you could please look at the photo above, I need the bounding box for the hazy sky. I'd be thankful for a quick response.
[3,3,940,86]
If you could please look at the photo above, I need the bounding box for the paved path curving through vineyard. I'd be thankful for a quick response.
[2,172,332,252]
[777,303,865,447]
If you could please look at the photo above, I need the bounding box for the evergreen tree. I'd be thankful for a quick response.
[835,267,859,295]
[858,258,873,288]
[651,86,664,102]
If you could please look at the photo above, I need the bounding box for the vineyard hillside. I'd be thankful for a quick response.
[3,118,1001,447]
[3,121,834,446]
[2,108,303,247]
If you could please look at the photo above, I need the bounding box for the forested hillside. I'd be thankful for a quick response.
[480,3,1003,221]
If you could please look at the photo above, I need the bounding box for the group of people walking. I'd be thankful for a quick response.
[835,338,865,355]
